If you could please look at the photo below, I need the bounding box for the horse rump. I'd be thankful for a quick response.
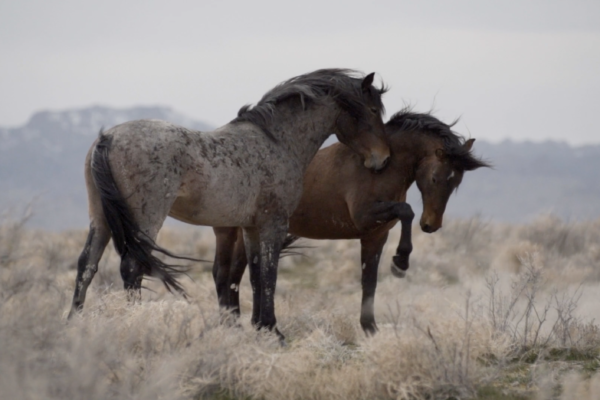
[90,131,194,295]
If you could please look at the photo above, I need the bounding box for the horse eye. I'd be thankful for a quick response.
[432,176,437,184]
[370,107,378,114]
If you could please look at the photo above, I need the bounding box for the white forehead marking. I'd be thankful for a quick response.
[448,170,455,180]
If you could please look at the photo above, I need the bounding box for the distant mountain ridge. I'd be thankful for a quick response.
[0,106,213,229]
[417,139,600,223]
[1,105,598,230]
[0,105,211,151]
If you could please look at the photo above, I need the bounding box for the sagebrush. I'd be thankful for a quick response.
[1,214,600,399]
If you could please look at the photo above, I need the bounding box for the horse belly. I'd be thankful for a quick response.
[289,205,361,240]
[170,167,261,227]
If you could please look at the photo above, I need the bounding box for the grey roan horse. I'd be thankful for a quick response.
[68,69,391,339]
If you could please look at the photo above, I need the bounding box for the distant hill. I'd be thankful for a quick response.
[1,106,598,230]
[0,106,213,229]
[411,139,600,223]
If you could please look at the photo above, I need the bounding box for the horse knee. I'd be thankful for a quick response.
[395,202,414,221]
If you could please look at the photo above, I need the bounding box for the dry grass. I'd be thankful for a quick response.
[1,213,600,399]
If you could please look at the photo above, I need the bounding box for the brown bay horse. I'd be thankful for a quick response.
[68,69,391,340]
[213,109,490,335]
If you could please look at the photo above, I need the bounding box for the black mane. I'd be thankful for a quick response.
[232,69,387,141]
[387,108,490,170]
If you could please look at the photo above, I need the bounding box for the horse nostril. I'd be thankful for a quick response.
[422,224,432,233]
[375,155,389,172]
[381,156,390,169]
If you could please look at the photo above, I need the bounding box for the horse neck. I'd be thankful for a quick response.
[270,99,340,169]
[389,130,436,182]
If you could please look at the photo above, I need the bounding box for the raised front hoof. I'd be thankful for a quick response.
[391,254,409,278]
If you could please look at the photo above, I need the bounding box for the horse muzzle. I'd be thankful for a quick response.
[420,217,442,233]
[363,151,390,171]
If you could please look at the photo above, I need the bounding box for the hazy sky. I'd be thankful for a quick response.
[1,0,599,144]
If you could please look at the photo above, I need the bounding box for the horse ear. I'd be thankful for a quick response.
[361,73,375,92]
[463,138,475,151]
[435,148,446,161]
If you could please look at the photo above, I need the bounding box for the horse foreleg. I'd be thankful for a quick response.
[352,201,404,231]
[254,221,287,341]
[352,201,414,276]
[68,224,111,318]
[391,203,414,278]
[359,232,388,336]
[213,227,238,314]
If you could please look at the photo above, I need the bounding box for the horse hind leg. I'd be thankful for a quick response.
[243,227,262,327]
[68,222,110,318]
[359,232,388,336]
[212,227,238,310]
[120,253,143,302]
[227,228,248,318]
[119,217,183,302]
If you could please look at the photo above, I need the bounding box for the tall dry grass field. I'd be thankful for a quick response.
[1,212,600,399]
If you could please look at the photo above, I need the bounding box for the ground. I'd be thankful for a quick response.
[1,213,600,399]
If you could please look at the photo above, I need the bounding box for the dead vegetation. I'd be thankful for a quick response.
[1,213,600,399]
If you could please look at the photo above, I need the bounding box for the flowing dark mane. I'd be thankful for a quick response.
[232,69,387,141]
[387,108,490,170]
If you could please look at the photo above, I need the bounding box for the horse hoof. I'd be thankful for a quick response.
[391,262,407,278]
[219,311,241,327]
[275,328,287,346]
[392,254,409,269]
[392,255,409,278]
[362,324,379,337]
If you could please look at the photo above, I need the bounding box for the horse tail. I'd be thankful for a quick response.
[279,234,306,258]
[90,131,190,295]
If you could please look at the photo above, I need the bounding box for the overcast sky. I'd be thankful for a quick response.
[1,0,599,144]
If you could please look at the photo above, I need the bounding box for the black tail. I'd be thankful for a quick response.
[91,132,194,295]
[280,234,308,258]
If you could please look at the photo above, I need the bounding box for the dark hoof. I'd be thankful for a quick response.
[391,264,406,278]
[392,254,410,271]
[361,323,379,337]
[254,323,287,346]
[67,304,82,320]
[275,328,287,346]
[391,254,409,278]
[219,309,241,327]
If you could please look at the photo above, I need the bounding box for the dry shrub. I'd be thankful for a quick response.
[0,206,32,267]
[1,213,600,399]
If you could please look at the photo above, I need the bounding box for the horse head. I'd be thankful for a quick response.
[416,138,489,233]
[334,72,390,171]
